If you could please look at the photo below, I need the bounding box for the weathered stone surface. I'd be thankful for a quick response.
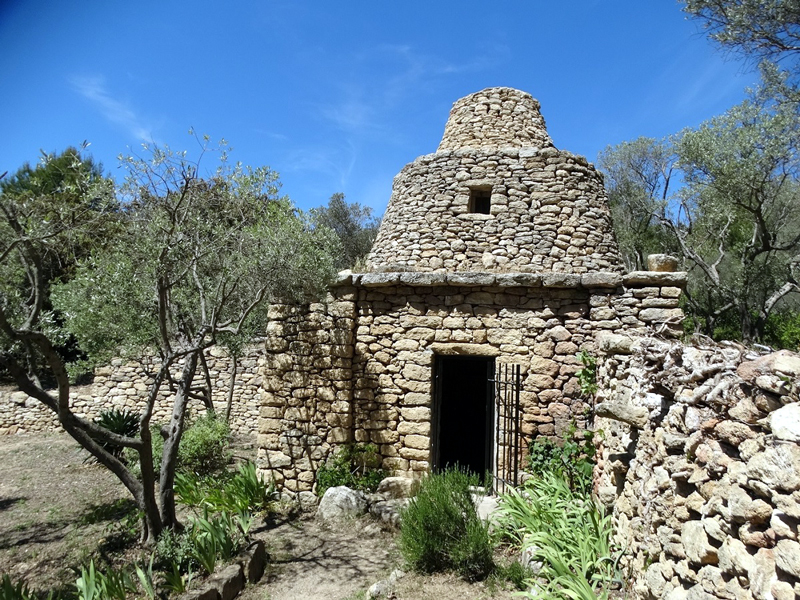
[682,521,717,565]
[595,400,649,428]
[596,332,634,354]
[365,89,624,274]
[317,486,368,523]
[769,404,800,442]
[647,254,680,272]
[376,476,418,499]
[775,539,800,578]
[209,564,244,600]
[747,445,800,491]
[240,540,267,583]
[623,271,688,286]
[581,272,623,288]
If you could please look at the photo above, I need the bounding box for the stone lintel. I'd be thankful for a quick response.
[429,343,501,357]
[624,271,688,287]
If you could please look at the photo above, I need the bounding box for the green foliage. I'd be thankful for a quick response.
[174,461,276,516]
[154,529,197,572]
[575,350,598,397]
[162,562,193,595]
[600,93,800,344]
[151,414,231,476]
[91,409,139,460]
[596,137,678,271]
[763,310,800,350]
[1,574,36,600]
[133,556,156,600]
[74,561,134,600]
[176,414,231,475]
[316,443,387,497]
[311,192,380,271]
[490,561,533,592]
[399,468,494,581]
[189,510,245,574]
[496,473,622,600]
[527,428,596,495]
[54,140,340,376]
[0,146,118,384]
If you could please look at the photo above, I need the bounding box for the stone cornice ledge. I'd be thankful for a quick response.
[623,271,688,286]
[333,271,683,290]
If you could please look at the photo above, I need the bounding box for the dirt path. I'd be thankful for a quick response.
[0,432,130,591]
[243,517,516,600]
[0,432,517,600]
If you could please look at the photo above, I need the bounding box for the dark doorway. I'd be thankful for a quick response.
[433,355,494,476]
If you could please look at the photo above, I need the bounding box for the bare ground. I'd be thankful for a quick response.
[0,432,518,600]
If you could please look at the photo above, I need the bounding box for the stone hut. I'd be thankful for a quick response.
[258,87,686,494]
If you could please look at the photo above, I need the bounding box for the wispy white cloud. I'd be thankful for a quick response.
[313,44,502,140]
[70,75,153,141]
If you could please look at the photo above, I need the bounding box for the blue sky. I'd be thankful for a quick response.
[0,1,757,214]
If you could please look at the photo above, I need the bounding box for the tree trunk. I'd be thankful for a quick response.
[158,351,200,529]
[198,351,215,415]
[137,426,163,544]
[225,353,237,423]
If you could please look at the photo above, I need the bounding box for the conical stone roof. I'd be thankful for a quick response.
[365,87,623,274]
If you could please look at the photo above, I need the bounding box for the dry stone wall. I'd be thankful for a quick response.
[257,270,685,493]
[594,334,800,600]
[366,87,622,275]
[0,346,263,437]
[437,87,554,151]
[366,148,621,274]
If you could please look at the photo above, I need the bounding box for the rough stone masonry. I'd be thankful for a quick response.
[257,87,687,495]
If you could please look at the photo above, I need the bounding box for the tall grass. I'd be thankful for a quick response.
[496,473,622,600]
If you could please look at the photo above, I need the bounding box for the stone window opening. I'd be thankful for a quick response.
[468,187,492,215]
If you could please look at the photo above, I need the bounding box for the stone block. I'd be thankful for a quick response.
[209,564,244,600]
[647,254,679,272]
[403,434,429,450]
[624,271,687,286]
[580,272,622,288]
[240,540,267,583]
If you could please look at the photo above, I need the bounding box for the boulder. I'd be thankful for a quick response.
[376,476,418,499]
[317,486,368,524]
[737,350,800,383]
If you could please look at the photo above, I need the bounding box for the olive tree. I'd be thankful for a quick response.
[599,98,800,343]
[311,192,380,271]
[2,140,339,542]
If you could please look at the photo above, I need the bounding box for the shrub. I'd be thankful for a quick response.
[176,414,231,475]
[151,413,231,476]
[154,529,197,572]
[496,473,622,600]
[399,468,494,581]
[316,443,386,497]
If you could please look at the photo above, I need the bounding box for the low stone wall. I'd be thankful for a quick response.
[0,346,264,437]
[594,333,800,600]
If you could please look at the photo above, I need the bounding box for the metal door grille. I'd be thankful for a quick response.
[491,363,521,495]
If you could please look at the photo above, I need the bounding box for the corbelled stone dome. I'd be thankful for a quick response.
[438,87,554,151]
[366,87,623,274]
